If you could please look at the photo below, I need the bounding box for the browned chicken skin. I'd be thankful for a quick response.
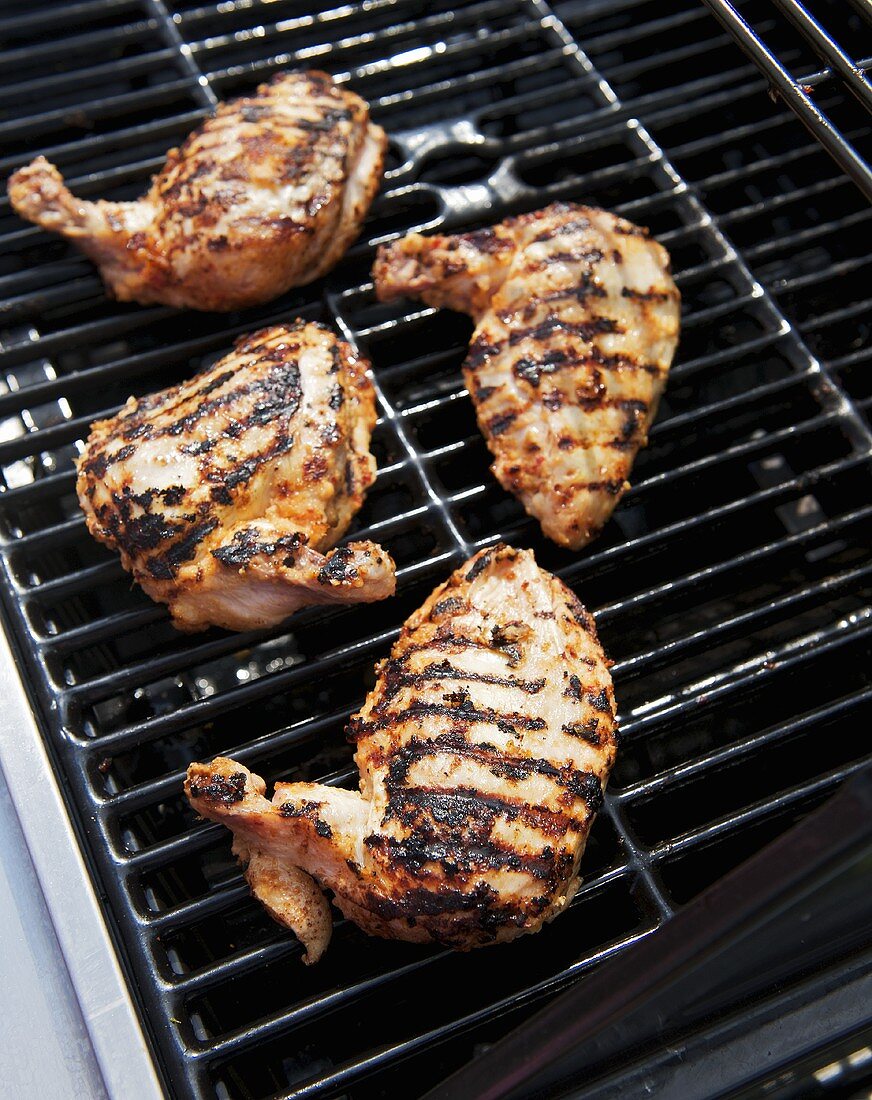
[186,544,616,961]
[373,202,680,549]
[8,71,386,311]
[76,322,395,632]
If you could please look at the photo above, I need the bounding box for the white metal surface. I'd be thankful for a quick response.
[0,618,165,1100]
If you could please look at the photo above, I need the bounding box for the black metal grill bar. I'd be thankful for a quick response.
[483,456,871,594]
[143,0,219,108]
[771,0,872,112]
[65,608,403,706]
[405,411,839,528]
[0,0,870,1095]
[610,562,872,680]
[182,0,514,53]
[177,944,466,1057]
[0,19,160,69]
[742,206,872,262]
[106,705,872,945]
[799,296,872,334]
[648,755,872,860]
[185,917,657,1095]
[616,613,872,742]
[593,504,872,622]
[0,310,305,418]
[0,81,199,145]
[614,685,872,802]
[0,111,207,177]
[0,0,138,35]
[196,12,541,85]
[699,0,872,199]
[0,308,173,369]
[0,52,179,104]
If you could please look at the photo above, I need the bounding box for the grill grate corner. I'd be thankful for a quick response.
[0,1,869,1098]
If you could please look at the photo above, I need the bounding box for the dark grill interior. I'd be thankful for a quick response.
[0,1,870,1097]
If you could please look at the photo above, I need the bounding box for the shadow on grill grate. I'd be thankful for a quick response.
[0,1,869,1098]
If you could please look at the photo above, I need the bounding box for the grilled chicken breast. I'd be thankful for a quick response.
[8,71,386,311]
[186,544,616,961]
[373,202,680,549]
[77,321,395,632]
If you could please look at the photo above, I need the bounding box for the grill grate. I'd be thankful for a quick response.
[698,0,872,199]
[0,1,870,1097]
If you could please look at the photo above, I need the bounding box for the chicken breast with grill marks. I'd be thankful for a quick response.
[186,544,616,962]
[76,322,395,633]
[373,202,680,549]
[8,71,386,311]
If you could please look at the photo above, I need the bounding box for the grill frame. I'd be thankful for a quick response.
[0,1,870,1097]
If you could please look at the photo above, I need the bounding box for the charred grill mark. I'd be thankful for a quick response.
[212,527,305,568]
[218,428,294,493]
[511,348,569,388]
[531,216,592,241]
[460,228,512,254]
[294,107,352,132]
[431,596,466,618]
[466,336,502,370]
[562,720,601,745]
[188,770,246,803]
[353,700,547,739]
[240,105,269,122]
[581,479,625,495]
[374,655,545,707]
[588,349,662,376]
[303,453,329,480]
[514,359,545,388]
[396,632,497,663]
[81,443,135,477]
[119,510,180,553]
[587,688,612,713]
[146,517,219,578]
[355,879,499,923]
[318,545,358,586]
[489,621,528,666]
[612,223,651,238]
[486,411,517,436]
[543,247,606,265]
[509,315,619,347]
[465,549,495,581]
[200,369,235,396]
[384,785,581,838]
[383,732,603,811]
[528,280,608,313]
[119,354,301,448]
[364,829,571,882]
[507,348,657,394]
[622,286,674,302]
[564,674,583,701]
[566,592,596,633]
[279,799,333,838]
